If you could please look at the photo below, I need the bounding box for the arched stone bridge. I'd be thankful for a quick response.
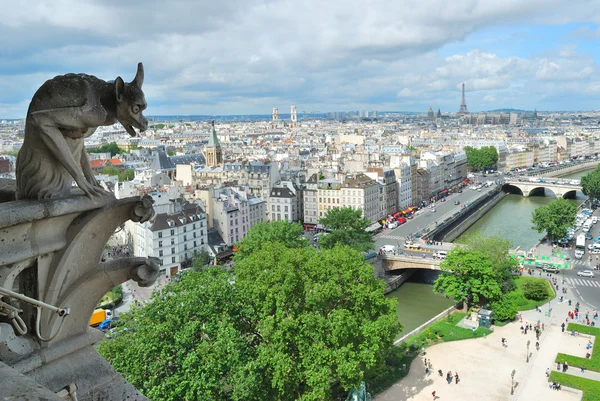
[502,180,582,198]
[382,255,442,271]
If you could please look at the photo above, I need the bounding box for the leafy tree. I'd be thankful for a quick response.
[102,165,120,176]
[464,146,498,171]
[318,207,373,252]
[581,166,600,202]
[117,168,135,182]
[88,142,125,156]
[235,220,305,260]
[522,280,549,301]
[433,248,503,308]
[192,250,210,269]
[490,294,518,322]
[531,198,578,241]
[458,233,518,292]
[99,244,399,401]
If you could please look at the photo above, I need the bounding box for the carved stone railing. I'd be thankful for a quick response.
[0,179,157,401]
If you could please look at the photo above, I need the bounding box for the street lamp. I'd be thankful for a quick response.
[526,340,531,363]
[511,369,516,395]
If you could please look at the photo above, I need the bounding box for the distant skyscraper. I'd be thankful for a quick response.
[272,108,279,121]
[290,105,297,124]
[457,83,469,116]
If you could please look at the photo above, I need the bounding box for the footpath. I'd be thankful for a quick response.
[374,297,590,401]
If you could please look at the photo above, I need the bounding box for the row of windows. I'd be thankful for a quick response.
[157,224,204,238]
[158,231,204,247]
[271,205,290,212]
[158,240,205,257]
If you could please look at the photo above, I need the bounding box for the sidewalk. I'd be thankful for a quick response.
[374,299,585,401]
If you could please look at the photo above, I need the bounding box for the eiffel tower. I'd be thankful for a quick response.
[457,83,469,116]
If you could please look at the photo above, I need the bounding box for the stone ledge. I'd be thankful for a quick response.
[0,360,62,401]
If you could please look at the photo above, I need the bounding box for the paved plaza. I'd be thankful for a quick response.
[374,298,594,401]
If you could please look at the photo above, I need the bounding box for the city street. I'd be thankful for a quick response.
[374,183,497,251]
[532,206,600,311]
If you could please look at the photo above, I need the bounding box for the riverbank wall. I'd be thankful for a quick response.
[368,257,416,294]
[424,187,507,243]
[531,160,599,178]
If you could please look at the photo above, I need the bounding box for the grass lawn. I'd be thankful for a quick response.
[511,276,554,311]
[404,312,492,350]
[365,348,417,396]
[556,323,600,372]
[549,371,600,401]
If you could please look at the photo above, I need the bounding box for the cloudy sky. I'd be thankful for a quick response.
[2,0,600,118]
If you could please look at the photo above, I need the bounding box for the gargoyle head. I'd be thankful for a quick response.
[114,62,148,137]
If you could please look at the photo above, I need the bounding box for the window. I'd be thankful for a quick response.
[193,223,196,229]
[159,241,162,247]
[284,206,288,212]
[171,247,175,254]
[183,227,187,233]
[171,238,175,245]
[201,230,204,236]
[172,256,176,263]
[184,244,187,251]
[193,232,197,238]
[184,253,188,260]
[158,232,163,238]
[170,229,175,236]
[159,250,163,257]
[184,235,187,241]
[194,241,197,247]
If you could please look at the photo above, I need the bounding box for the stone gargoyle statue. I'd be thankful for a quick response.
[16,63,148,200]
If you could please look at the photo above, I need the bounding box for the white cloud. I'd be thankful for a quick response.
[2,0,600,117]
[483,95,496,103]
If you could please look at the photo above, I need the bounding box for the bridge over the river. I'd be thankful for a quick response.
[382,254,442,271]
[502,180,582,198]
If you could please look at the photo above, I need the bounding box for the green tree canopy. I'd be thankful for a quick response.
[581,166,600,202]
[102,165,120,176]
[531,198,578,241]
[88,142,125,156]
[458,233,518,292]
[433,248,503,307]
[98,243,400,401]
[464,146,499,171]
[318,207,374,252]
[234,220,305,260]
[117,168,135,182]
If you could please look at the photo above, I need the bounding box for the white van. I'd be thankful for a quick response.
[433,251,447,260]
[379,245,397,255]
[593,216,598,224]
[584,220,593,232]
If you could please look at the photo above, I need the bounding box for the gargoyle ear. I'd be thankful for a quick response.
[132,62,144,88]
[115,77,125,102]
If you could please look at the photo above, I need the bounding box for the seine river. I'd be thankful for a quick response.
[388,166,597,336]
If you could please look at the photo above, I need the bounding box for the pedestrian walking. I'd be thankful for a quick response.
[455,371,459,384]
[438,369,443,377]
[432,391,437,400]
[546,368,550,377]
[561,322,566,332]
[536,341,540,351]
[425,367,430,376]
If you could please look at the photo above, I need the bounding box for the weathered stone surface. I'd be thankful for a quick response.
[0,185,157,400]
[0,361,62,401]
[15,63,148,200]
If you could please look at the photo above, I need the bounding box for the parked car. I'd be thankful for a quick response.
[433,251,447,260]
[586,233,594,240]
[454,200,460,205]
[578,270,595,278]
[388,221,399,229]
[457,189,463,193]
[441,198,446,202]
[543,266,559,273]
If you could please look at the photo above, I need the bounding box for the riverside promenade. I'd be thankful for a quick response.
[374,297,588,401]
